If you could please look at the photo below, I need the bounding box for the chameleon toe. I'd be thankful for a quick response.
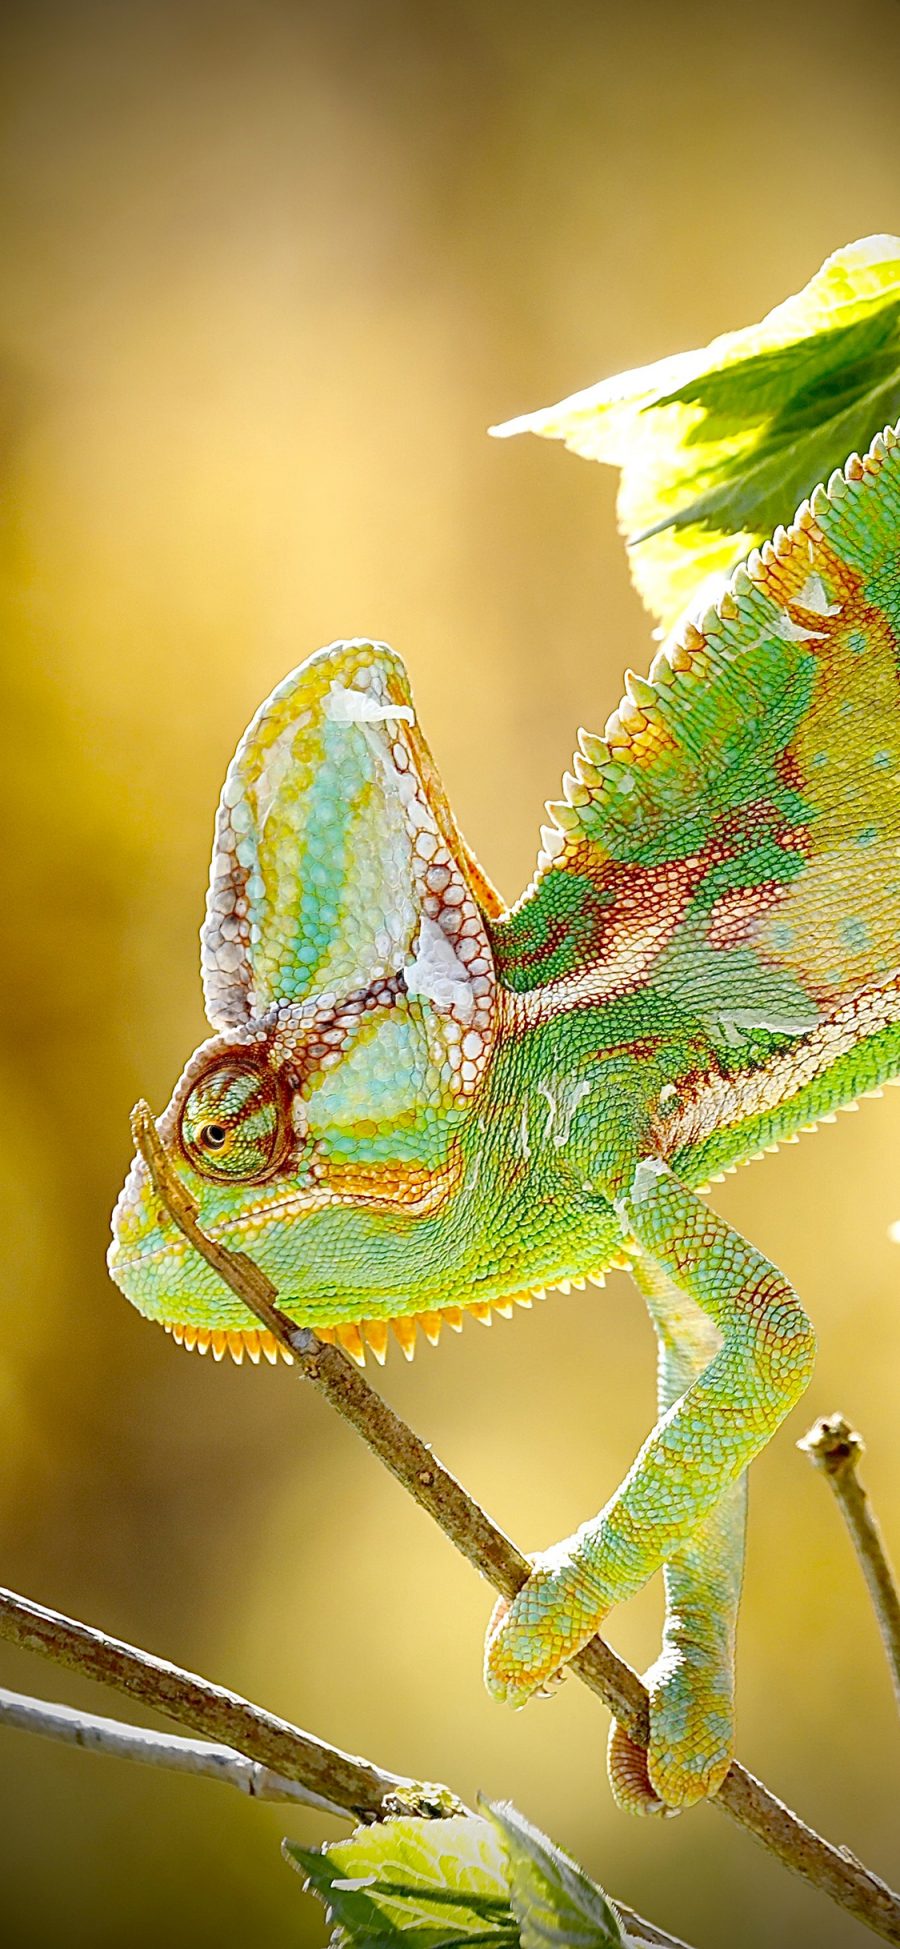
[607,1721,677,1818]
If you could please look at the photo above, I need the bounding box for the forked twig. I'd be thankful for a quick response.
[799,1414,900,1713]
[129,1100,900,1944]
[0,1666,687,1949]
[0,1585,452,1822]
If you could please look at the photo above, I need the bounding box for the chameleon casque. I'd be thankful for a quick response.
[109,408,900,1817]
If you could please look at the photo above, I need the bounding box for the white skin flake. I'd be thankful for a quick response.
[536,1075,591,1148]
[403,916,475,1019]
[254,721,301,831]
[552,1076,592,1146]
[325,681,415,726]
[796,572,841,617]
[536,1082,556,1141]
[614,1155,669,1224]
[774,614,824,644]
[715,1006,819,1046]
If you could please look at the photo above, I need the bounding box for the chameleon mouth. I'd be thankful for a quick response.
[158,1275,604,1366]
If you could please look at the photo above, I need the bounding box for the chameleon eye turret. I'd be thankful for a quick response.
[179,1058,290,1182]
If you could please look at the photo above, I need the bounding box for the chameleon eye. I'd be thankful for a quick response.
[180,1060,289,1182]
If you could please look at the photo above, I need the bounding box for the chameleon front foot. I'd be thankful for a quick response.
[607,1646,734,1815]
[483,1546,609,1705]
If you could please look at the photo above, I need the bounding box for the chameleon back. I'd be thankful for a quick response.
[495,427,900,1192]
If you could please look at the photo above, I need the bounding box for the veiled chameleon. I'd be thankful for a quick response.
[109,286,900,1813]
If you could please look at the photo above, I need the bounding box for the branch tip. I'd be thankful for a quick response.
[798,1412,865,1477]
[800,1411,900,1719]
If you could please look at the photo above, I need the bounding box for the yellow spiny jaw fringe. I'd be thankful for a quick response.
[159,1274,608,1367]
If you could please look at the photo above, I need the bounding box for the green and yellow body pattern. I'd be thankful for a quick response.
[110,421,900,1815]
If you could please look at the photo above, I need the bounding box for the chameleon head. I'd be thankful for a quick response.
[108,639,505,1358]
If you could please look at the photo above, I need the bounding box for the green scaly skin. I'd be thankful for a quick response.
[110,420,900,1815]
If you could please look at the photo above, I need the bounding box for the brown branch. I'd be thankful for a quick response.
[131,1100,900,1945]
[799,1414,900,1714]
[0,1585,458,1824]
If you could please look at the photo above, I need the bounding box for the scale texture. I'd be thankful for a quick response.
[110,421,900,1812]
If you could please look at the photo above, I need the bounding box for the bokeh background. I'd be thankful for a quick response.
[2,2,900,1944]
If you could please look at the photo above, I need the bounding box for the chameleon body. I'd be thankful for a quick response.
[110,420,900,1814]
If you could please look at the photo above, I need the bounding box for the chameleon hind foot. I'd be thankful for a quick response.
[608,1644,734,1815]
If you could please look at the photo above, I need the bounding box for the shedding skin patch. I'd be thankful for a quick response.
[657,972,900,1159]
[324,680,415,726]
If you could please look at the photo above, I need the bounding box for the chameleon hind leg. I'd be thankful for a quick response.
[606,1250,747,1814]
[484,1157,815,1803]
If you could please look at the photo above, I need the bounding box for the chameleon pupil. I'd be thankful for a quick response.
[202,1124,227,1149]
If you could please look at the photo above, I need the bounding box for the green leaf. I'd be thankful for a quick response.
[285,1805,635,1948]
[482,1801,630,1949]
[491,235,900,628]
[283,1815,520,1948]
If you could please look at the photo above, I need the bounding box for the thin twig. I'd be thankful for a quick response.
[131,1100,900,1945]
[799,1414,900,1713]
[0,1585,458,1824]
[0,1685,347,1811]
[613,1915,694,1949]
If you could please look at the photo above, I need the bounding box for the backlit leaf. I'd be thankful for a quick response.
[284,1813,518,1948]
[286,1803,634,1947]
[492,235,900,629]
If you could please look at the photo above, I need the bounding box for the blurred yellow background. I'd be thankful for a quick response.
[1,2,899,1944]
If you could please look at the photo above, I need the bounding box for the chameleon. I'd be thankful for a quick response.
[109,417,900,1817]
